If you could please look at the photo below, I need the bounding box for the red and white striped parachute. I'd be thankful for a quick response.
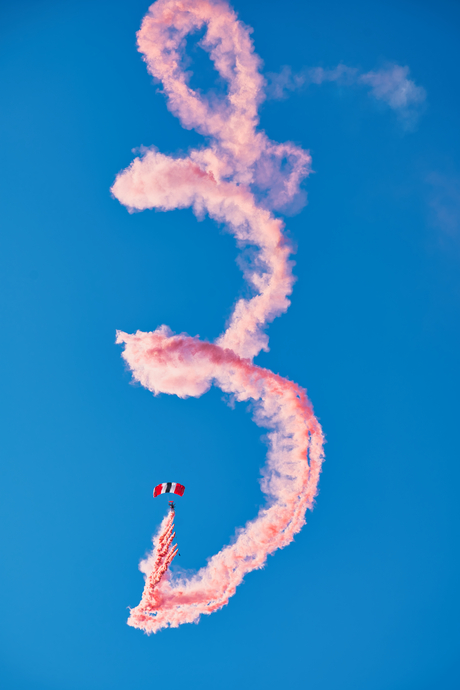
[153,482,185,498]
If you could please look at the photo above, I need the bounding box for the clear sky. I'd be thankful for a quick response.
[1,0,459,688]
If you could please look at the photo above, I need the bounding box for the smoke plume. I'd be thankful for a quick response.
[266,63,426,128]
[112,0,324,633]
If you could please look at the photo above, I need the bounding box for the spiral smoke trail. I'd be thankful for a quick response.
[112,0,325,633]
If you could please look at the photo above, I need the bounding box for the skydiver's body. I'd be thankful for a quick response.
[169,501,178,552]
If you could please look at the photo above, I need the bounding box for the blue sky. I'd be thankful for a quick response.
[1,0,459,688]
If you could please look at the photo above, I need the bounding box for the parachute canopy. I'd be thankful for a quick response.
[153,482,185,498]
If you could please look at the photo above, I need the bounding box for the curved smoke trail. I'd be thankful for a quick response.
[112,0,325,633]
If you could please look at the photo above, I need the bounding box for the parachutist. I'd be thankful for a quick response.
[169,500,175,511]
[153,482,185,499]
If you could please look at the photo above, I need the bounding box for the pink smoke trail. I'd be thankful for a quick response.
[112,0,325,633]
[130,509,179,627]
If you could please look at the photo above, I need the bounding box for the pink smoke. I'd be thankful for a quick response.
[112,0,324,633]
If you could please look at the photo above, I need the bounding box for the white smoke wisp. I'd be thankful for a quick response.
[266,62,426,127]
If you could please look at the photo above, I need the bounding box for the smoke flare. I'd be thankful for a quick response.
[112,0,325,633]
